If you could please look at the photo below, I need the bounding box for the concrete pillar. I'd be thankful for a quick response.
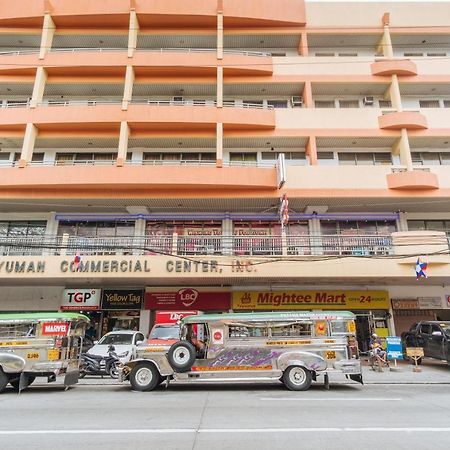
[122,65,135,110]
[117,121,130,166]
[390,74,402,111]
[134,218,146,255]
[310,217,322,255]
[298,32,309,56]
[302,81,313,108]
[398,128,413,170]
[43,212,58,256]
[127,9,139,58]
[18,123,38,167]
[382,25,394,58]
[397,211,409,232]
[139,309,151,336]
[217,9,224,60]
[39,13,55,59]
[217,66,223,108]
[306,136,318,166]
[30,67,47,108]
[222,217,233,256]
[216,122,223,167]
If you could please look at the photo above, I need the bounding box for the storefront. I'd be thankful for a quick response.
[145,287,231,330]
[232,289,391,352]
[100,288,143,335]
[391,297,449,336]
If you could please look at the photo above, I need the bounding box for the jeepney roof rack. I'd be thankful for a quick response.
[181,311,356,325]
[0,312,90,324]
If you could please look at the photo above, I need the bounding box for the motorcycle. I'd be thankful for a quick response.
[79,345,123,379]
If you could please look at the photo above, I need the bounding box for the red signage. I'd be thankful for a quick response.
[42,322,69,336]
[155,311,197,324]
[145,289,230,311]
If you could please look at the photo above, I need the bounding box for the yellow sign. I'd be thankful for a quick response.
[406,347,424,358]
[27,352,39,359]
[232,290,389,310]
[47,349,60,361]
[0,341,31,346]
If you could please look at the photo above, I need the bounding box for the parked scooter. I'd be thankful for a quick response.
[79,345,123,379]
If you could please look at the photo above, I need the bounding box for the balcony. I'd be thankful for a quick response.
[371,59,418,76]
[378,111,428,130]
[0,233,394,258]
[386,167,439,190]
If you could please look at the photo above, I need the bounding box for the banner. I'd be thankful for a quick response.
[61,288,101,311]
[232,290,389,310]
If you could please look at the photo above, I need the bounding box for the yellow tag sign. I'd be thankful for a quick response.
[232,290,390,310]
[27,352,39,359]
[47,349,60,361]
[406,347,424,358]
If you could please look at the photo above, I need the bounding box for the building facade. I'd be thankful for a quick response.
[1,0,450,349]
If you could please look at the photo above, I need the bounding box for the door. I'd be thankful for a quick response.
[417,323,431,356]
[428,324,445,359]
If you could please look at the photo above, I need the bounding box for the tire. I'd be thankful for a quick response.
[129,363,160,392]
[167,341,196,373]
[9,375,36,391]
[108,362,119,379]
[282,366,313,391]
[0,369,9,394]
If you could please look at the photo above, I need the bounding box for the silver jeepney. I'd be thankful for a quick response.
[0,312,89,393]
[120,311,363,391]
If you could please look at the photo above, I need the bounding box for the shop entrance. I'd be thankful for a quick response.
[354,311,390,353]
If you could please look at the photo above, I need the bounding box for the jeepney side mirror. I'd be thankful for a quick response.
[93,340,98,345]
[136,340,144,346]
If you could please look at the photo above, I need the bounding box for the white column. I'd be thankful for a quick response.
[139,310,151,336]
[19,123,38,167]
[117,121,130,166]
[216,66,223,108]
[30,67,47,108]
[122,65,135,110]
[216,122,223,167]
[39,13,55,59]
[127,9,139,58]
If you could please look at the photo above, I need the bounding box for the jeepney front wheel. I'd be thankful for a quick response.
[129,362,160,392]
[282,366,313,391]
[0,368,8,394]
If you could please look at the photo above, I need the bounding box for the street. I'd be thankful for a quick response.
[1,373,450,450]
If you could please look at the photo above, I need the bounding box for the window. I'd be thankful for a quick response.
[270,52,286,57]
[338,52,357,57]
[330,321,347,334]
[444,100,450,108]
[338,153,391,166]
[315,100,335,108]
[321,220,396,236]
[379,100,392,108]
[404,52,423,57]
[0,322,37,339]
[427,52,446,57]
[339,100,359,108]
[261,152,306,161]
[315,52,335,57]
[229,152,257,163]
[58,220,135,238]
[419,100,440,108]
[267,100,288,108]
[270,322,312,337]
[419,324,431,335]
[317,152,335,165]
[408,220,450,235]
[412,152,450,166]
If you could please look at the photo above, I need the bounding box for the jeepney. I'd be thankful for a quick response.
[0,312,89,393]
[120,311,363,392]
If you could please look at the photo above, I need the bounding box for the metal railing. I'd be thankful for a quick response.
[0,234,393,257]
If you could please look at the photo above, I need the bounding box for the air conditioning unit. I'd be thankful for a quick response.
[172,96,184,103]
[291,96,303,107]
[363,96,374,106]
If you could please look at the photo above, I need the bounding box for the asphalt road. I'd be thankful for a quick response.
[1,380,450,450]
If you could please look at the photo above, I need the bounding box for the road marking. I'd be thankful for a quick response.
[1,427,450,435]
[259,397,402,401]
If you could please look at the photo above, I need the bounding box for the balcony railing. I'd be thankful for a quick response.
[0,234,394,257]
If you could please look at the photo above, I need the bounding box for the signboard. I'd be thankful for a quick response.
[155,311,197,324]
[417,297,443,309]
[145,288,230,311]
[102,289,143,310]
[386,336,403,360]
[232,290,390,311]
[392,299,419,310]
[41,322,69,336]
[61,289,101,311]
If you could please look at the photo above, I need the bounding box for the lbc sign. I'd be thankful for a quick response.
[61,289,101,311]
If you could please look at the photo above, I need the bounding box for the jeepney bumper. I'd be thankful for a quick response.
[332,359,362,374]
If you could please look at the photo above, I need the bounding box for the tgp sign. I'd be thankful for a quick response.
[61,289,101,311]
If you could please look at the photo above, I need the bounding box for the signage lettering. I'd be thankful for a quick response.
[166,260,218,273]
[42,322,69,336]
[233,290,390,310]
[60,259,152,273]
[0,260,46,274]
[102,289,143,310]
[61,289,101,311]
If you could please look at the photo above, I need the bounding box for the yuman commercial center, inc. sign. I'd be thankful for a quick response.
[232,290,390,310]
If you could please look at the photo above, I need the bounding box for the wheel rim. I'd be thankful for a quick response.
[135,367,153,387]
[289,367,306,385]
[173,347,189,365]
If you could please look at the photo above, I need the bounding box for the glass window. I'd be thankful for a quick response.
[338,153,356,165]
[339,100,359,108]
[419,100,440,108]
[420,324,431,335]
[0,322,37,338]
[270,322,312,337]
[374,153,392,165]
[422,153,441,165]
[267,100,288,108]
[315,100,335,108]
[331,321,347,334]
[229,153,257,162]
[356,153,373,165]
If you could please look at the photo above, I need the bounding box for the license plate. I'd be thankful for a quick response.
[325,350,336,360]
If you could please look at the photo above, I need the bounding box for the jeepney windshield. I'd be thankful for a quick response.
[330,320,351,335]
[150,325,180,340]
[0,322,37,339]
[228,321,312,339]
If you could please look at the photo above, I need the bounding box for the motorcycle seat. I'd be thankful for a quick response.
[83,353,104,360]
